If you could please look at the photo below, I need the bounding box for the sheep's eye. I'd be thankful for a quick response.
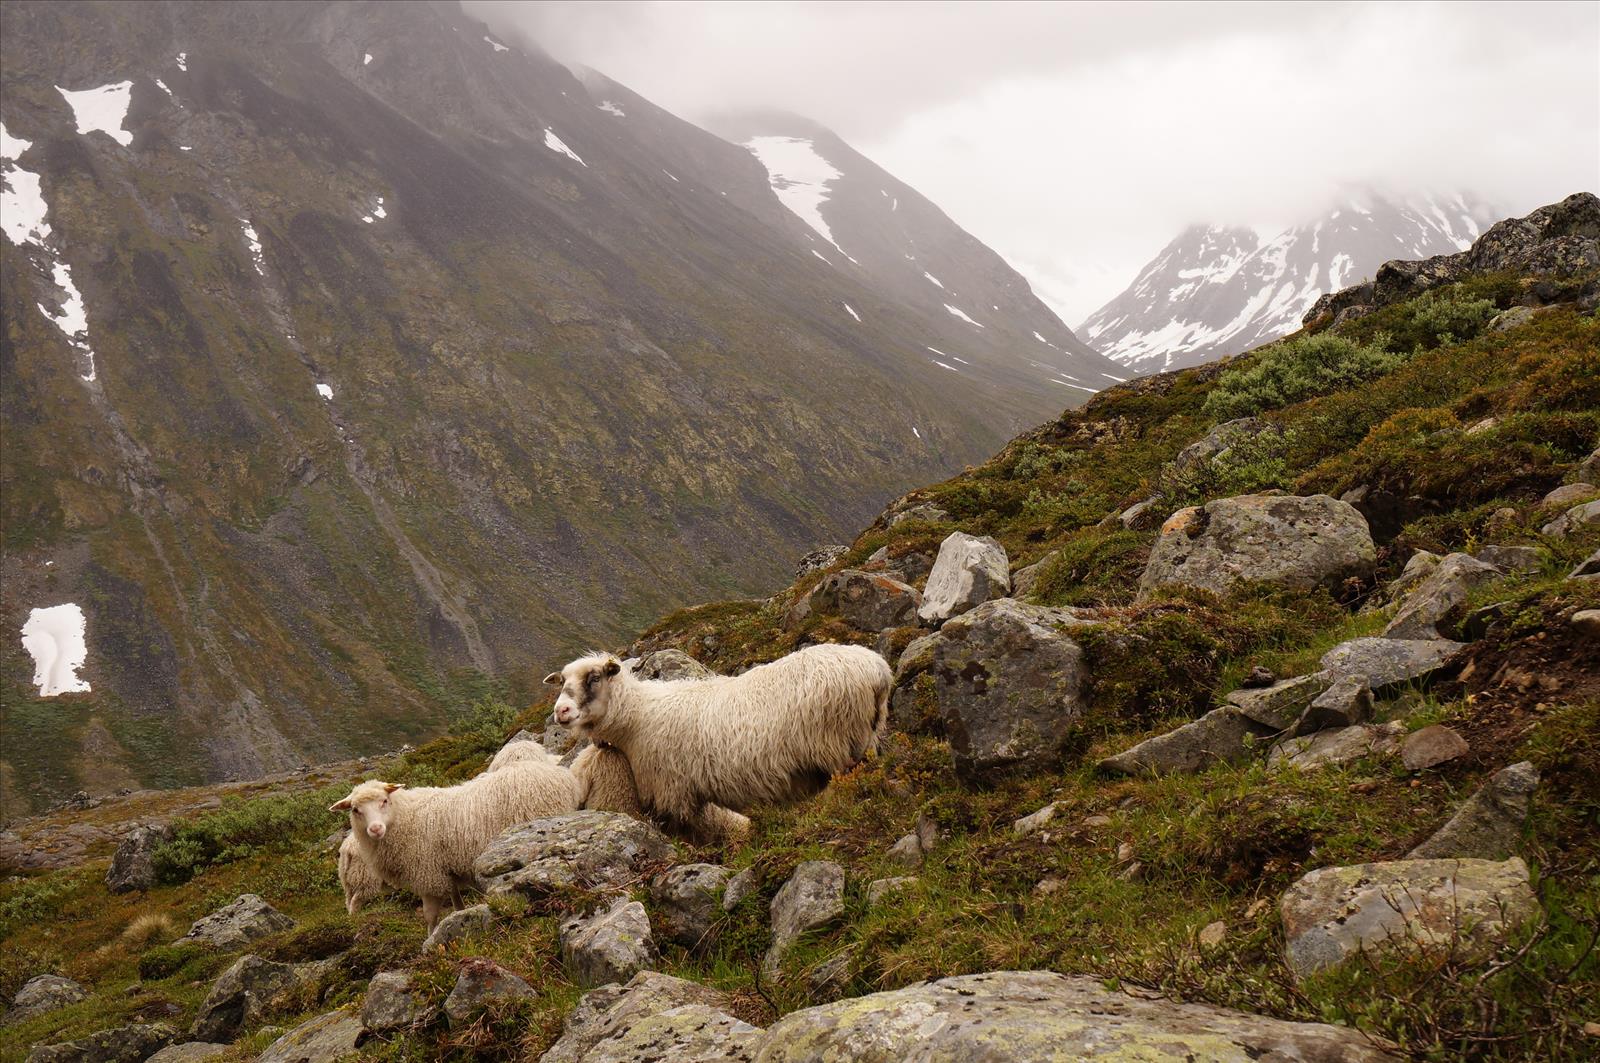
[585,673,598,687]
[353,808,363,817]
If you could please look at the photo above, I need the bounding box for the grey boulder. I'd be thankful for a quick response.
[6,974,86,1025]
[540,971,737,1063]
[917,532,1010,624]
[752,970,1398,1061]
[1409,761,1539,860]
[361,971,437,1033]
[443,960,534,1027]
[892,598,1091,783]
[1138,494,1375,602]
[1280,858,1539,979]
[178,894,294,950]
[190,954,298,1043]
[144,1045,231,1063]
[1269,723,1405,772]
[794,545,848,579]
[763,861,844,979]
[474,811,675,898]
[579,1004,762,1063]
[1292,675,1374,736]
[421,903,491,952]
[105,824,175,894]
[1383,552,1504,640]
[1541,499,1600,538]
[1225,672,1333,731]
[25,1024,176,1063]
[561,898,657,988]
[1475,544,1544,574]
[256,1010,364,1063]
[631,649,714,681]
[786,570,921,632]
[650,863,731,951]
[1401,725,1469,770]
[1100,707,1274,777]
[1321,637,1466,692]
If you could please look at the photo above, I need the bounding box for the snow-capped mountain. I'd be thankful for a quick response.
[1080,195,1500,373]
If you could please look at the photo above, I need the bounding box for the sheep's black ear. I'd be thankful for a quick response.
[329,798,352,812]
[603,659,621,677]
[543,671,562,686]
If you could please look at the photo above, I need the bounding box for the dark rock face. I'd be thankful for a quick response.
[786,570,922,632]
[560,899,658,989]
[105,824,176,894]
[1305,193,1600,326]
[891,599,1091,783]
[190,955,298,1043]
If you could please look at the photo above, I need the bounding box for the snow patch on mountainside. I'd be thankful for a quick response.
[543,128,586,166]
[21,604,92,696]
[57,81,134,146]
[743,135,853,258]
[598,100,625,117]
[944,303,985,328]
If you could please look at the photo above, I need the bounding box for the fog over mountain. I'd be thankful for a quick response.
[472,1,1600,322]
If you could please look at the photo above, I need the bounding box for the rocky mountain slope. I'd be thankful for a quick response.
[2,195,1595,1061]
[1082,193,1498,373]
[0,0,1115,813]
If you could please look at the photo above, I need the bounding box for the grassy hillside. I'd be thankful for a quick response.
[2,274,1596,1060]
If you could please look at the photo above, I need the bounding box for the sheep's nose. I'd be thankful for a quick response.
[367,823,385,839]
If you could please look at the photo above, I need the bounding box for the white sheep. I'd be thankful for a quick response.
[330,758,580,928]
[546,643,890,841]
[337,831,386,915]
[570,742,752,841]
[485,735,556,772]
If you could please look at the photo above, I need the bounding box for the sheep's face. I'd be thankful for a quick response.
[329,780,403,841]
[546,654,622,732]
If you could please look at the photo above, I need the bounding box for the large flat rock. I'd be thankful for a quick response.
[474,811,675,897]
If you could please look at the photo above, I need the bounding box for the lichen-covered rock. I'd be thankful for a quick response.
[721,867,761,912]
[865,877,917,907]
[886,501,950,528]
[1385,550,1441,602]
[786,569,922,632]
[1475,544,1544,574]
[25,1024,176,1063]
[1138,494,1375,602]
[361,971,436,1033]
[1011,802,1060,837]
[144,1044,230,1063]
[580,1004,763,1063]
[631,649,714,681]
[1268,723,1405,772]
[191,954,298,1043]
[178,894,294,950]
[540,972,737,1063]
[1292,675,1373,736]
[891,598,1091,783]
[917,532,1010,624]
[1225,672,1333,731]
[421,904,491,952]
[794,545,848,579]
[1280,858,1539,979]
[1158,418,1276,490]
[650,863,731,950]
[1541,482,1598,508]
[1384,552,1504,640]
[752,970,1398,1061]
[764,861,845,978]
[443,960,534,1027]
[1099,707,1275,777]
[474,811,675,898]
[1321,637,1466,691]
[1401,725,1469,770]
[1542,499,1600,538]
[256,1009,363,1063]
[6,974,86,1025]
[105,824,175,894]
[561,898,657,988]
[1409,762,1538,860]
[1118,497,1162,530]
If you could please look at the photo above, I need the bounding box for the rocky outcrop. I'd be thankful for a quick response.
[1305,192,1600,325]
[1541,499,1600,538]
[891,599,1091,783]
[794,545,848,579]
[753,970,1397,1061]
[1157,417,1278,490]
[540,972,737,1063]
[5,975,86,1025]
[764,861,844,978]
[178,894,294,950]
[1099,707,1274,777]
[1409,762,1538,860]
[917,532,1010,624]
[24,1024,176,1063]
[105,824,175,894]
[1280,857,1538,979]
[420,904,491,952]
[1225,673,1333,731]
[443,960,534,1027]
[1383,552,1504,640]
[1138,494,1375,602]
[561,899,657,988]
[191,955,298,1043]
[474,812,675,898]
[256,1010,363,1063]
[1321,637,1466,691]
[650,863,731,951]
[361,971,436,1033]
[630,650,713,682]
[579,1005,762,1063]
[786,570,921,632]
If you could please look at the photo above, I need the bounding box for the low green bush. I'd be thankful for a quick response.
[1204,333,1406,420]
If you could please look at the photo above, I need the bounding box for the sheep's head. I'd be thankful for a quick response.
[546,653,623,733]
[330,780,403,840]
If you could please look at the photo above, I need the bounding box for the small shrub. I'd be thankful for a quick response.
[1391,285,1500,349]
[1164,426,1305,507]
[448,694,517,745]
[1029,529,1150,607]
[137,942,208,981]
[152,788,345,885]
[1203,334,1406,420]
[120,912,178,949]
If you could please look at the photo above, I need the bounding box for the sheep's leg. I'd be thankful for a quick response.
[421,895,444,931]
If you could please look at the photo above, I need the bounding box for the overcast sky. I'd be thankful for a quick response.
[469,1,1600,323]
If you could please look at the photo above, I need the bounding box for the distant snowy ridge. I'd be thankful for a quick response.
[1082,193,1497,374]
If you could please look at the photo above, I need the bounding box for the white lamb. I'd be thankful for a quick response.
[547,643,891,841]
[337,831,386,914]
[330,759,580,928]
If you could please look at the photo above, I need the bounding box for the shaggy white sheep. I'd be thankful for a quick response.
[485,735,556,772]
[546,643,890,840]
[337,831,386,915]
[330,758,580,928]
[570,742,752,841]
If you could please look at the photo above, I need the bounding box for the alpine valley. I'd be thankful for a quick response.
[0,0,1122,811]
